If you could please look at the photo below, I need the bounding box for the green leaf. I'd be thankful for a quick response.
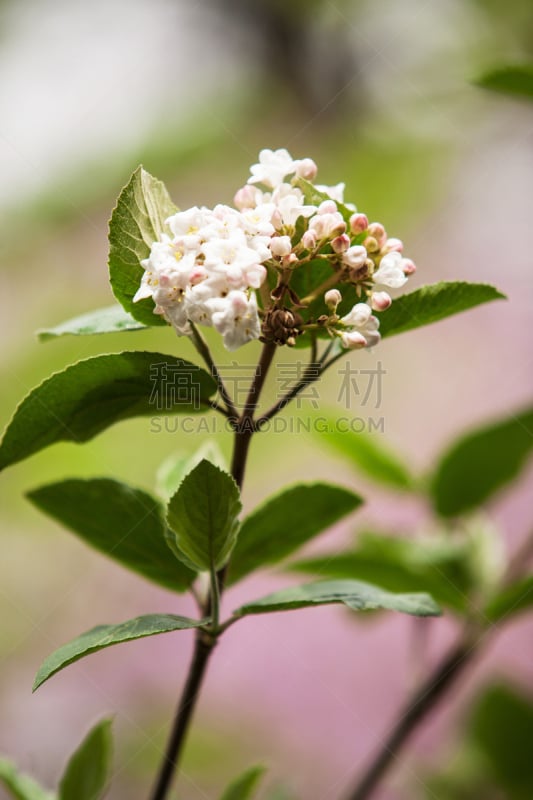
[58,719,112,800]
[0,759,55,800]
[431,406,533,517]
[227,483,363,585]
[156,441,228,501]
[376,282,505,339]
[37,305,147,342]
[109,166,177,326]
[34,614,207,691]
[0,352,216,470]
[485,575,533,623]
[27,479,195,593]
[470,684,533,799]
[235,579,441,618]
[313,416,415,491]
[288,531,474,613]
[474,64,533,100]
[220,766,266,800]
[166,460,242,572]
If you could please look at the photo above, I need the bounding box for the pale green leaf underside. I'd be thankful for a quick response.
[34,614,207,691]
[288,531,473,613]
[227,483,363,584]
[0,759,55,800]
[377,282,505,339]
[166,460,242,572]
[156,441,228,502]
[109,165,177,326]
[431,406,533,517]
[27,479,195,593]
[235,579,441,618]
[58,719,112,800]
[37,305,147,341]
[313,418,415,491]
[0,352,216,471]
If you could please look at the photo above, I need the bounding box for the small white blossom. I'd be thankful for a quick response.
[316,182,345,203]
[339,302,380,349]
[269,235,292,257]
[248,148,297,189]
[209,291,261,351]
[342,245,367,269]
[373,251,408,289]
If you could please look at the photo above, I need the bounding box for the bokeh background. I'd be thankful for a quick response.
[1,1,532,798]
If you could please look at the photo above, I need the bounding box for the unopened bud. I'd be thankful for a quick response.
[331,234,350,254]
[269,235,292,257]
[233,185,257,210]
[371,291,392,312]
[401,258,416,275]
[343,245,367,269]
[340,330,367,349]
[295,158,318,181]
[363,236,379,253]
[383,237,403,253]
[302,229,317,250]
[271,209,283,230]
[318,200,338,215]
[349,213,368,234]
[325,289,342,310]
[368,222,386,246]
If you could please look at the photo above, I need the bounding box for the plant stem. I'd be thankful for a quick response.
[344,527,533,800]
[148,632,215,800]
[148,341,277,800]
[256,345,346,428]
[344,629,481,800]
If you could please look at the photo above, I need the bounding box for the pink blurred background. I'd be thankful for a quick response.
[0,1,532,797]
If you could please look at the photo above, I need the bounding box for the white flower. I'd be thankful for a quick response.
[271,184,316,227]
[372,251,408,289]
[248,148,297,189]
[309,208,345,239]
[315,182,345,203]
[269,235,292,257]
[342,245,367,269]
[209,291,261,350]
[339,302,380,349]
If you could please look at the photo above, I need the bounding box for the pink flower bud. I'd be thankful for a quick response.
[295,158,318,181]
[302,229,317,249]
[383,237,403,253]
[318,200,338,215]
[331,234,350,254]
[368,222,386,246]
[325,289,342,310]
[269,235,292,257]
[401,258,416,275]
[340,330,367,349]
[233,185,257,210]
[349,213,368,234]
[371,291,392,312]
[343,245,367,269]
[271,209,283,230]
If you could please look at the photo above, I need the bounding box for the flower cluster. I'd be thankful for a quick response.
[135,148,416,350]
